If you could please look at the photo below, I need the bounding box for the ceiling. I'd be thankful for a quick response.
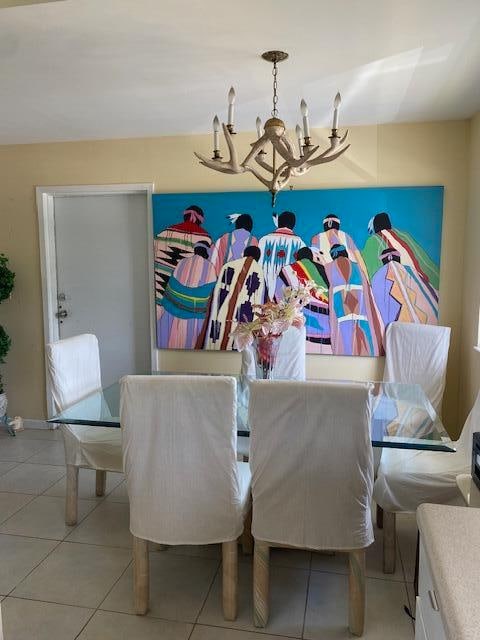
[1,0,480,144]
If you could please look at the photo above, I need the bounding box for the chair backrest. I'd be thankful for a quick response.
[46,333,102,411]
[456,389,480,453]
[241,326,306,380]
[249,380,374,550]
[383,322,450,416]
[120,375,244,545]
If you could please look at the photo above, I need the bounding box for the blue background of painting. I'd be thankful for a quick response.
[153,186,444,267]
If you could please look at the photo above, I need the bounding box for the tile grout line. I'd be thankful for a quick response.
[187,553,222,639]
[76,555,135,639]
[5,536,64,599]
[300,552,312,640]
[0,493,37,526]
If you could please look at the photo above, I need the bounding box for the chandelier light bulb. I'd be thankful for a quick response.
[256,117,262,139]
[295,124,304,156]
[213,115,220,151]
[228,87,236,126]
[300,99,310,138]
[332,92,341,130]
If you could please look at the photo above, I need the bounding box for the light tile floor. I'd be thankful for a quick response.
[0,428,416,639]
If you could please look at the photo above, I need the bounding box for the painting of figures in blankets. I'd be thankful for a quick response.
[152,186,443,355]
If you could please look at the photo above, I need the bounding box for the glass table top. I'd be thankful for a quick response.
[47,373,454,452]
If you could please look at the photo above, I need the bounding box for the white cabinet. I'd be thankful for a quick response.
[415,540,447,640]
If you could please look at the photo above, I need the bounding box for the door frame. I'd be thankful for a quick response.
[36,183,156,417]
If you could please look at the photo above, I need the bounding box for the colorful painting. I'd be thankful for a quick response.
[153,186,443,356]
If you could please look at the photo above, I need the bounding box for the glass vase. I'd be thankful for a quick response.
[253,334,282,380]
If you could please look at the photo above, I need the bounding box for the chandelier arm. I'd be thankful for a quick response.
[242,164,275,190]
[254,154,275,174]
[222,123,242,172]
[272,160,291,186]
[274,165,293,191]
[194,152,245,174]
[304,143,351,168]
[279,134,297,158]
[241,135,270,167]
[271,135,319,168]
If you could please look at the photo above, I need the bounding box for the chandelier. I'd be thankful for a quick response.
[194,51,350,206]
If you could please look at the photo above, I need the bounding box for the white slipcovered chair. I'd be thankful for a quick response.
[249,379,373,636]
[46,334,123,525]
[374,391,480,572]
[238,325,306,459]
[120,375,251,621]
[373,322,452,573]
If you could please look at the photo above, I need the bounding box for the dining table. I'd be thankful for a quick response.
[47,372,455,453]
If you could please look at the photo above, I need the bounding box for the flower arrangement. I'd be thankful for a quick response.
[232,280,318,352]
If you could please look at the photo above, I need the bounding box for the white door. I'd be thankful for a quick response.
[53,193,151,387]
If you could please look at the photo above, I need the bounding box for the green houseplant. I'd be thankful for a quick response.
[0,253,15,421]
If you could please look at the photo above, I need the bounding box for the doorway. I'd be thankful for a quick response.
[37,184,155,416]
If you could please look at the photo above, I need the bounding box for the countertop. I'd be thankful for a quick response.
[417,503,480,640]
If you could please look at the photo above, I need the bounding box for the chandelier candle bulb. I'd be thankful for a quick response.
[332,92,341,131]
[227,86,236,127]
[300,99,310,138]
[256,117,262,139]
[213,115,220,151]
[295,124,304,156]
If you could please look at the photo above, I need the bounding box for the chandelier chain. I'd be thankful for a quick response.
[272,59,279,117]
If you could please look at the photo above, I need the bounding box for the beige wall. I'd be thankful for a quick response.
[0,120,470,433]
[459,112,480,422]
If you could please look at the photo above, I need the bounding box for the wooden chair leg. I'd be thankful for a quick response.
[133,536,149,615]
[96,470,107,497]
[348,549,366,636]
[383,511,396,574]
[65,464,79,526]
[241,508,253,556]
[222,540,238,621]
[253,540,270,628]
[376,504,384,529]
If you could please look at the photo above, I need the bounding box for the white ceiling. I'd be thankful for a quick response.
[1,0,480,144]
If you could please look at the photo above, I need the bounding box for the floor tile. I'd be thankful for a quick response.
[270,548,311,570]
[66,501,132,548]
[0,495,97,540]
[77,610,192,639]
[12,541,132,608]
[397,513,418,582]
[1,596,93,640]
[0,462,18,477]
[311,529,404,582]
[0,464,65,494]
[199,563,308,638]
[0,439,49,463]
[104,480,129,503]
[8,428,63,441]
[161,543,221,559]
[101,553,219,623]
[44,468,124,500]
[27,442,66,466]
[0,533,57,595]
[0,492,34,524]
[304,572,413,639]
[238,546,311,569]
[191,625,289,640]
